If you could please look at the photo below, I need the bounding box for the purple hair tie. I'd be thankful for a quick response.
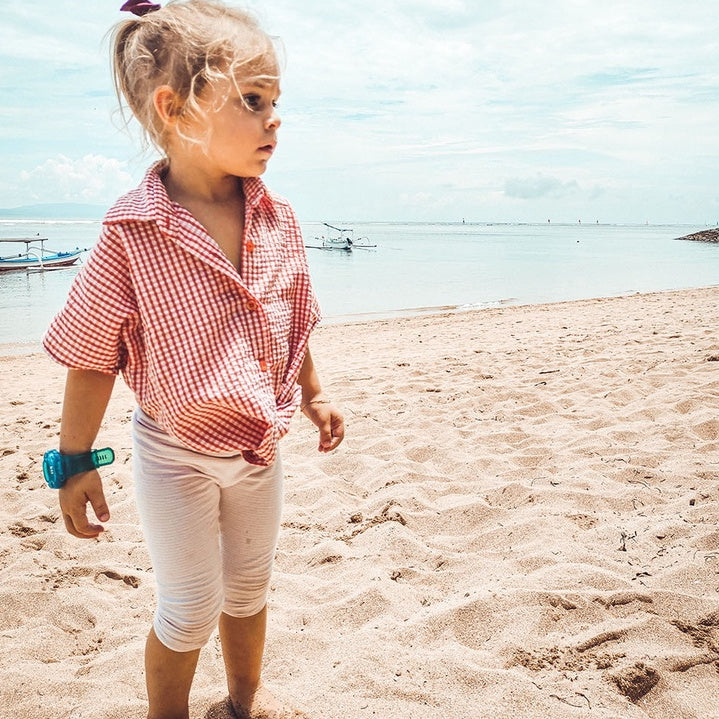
[120,0,161,16]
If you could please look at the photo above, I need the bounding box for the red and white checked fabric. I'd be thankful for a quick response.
[44,162,320,465]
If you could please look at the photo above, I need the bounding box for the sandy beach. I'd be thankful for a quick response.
[2,286,719,719]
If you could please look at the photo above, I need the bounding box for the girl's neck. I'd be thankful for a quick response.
[161,154,244,206]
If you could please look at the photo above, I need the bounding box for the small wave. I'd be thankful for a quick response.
[457,298,518,310]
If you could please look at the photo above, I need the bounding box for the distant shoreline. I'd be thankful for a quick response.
[0,212,714,229]
[0,204,106,221]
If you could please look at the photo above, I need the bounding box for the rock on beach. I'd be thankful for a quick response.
[676,227,719,243]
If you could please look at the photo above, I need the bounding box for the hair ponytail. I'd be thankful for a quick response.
[109,0,279,151]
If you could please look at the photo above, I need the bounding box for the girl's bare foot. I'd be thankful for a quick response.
[230,684,308,719]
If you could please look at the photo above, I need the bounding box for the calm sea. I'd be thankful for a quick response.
[1,220,717,351]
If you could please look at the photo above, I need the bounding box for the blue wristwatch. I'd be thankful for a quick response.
[42,448,115,489]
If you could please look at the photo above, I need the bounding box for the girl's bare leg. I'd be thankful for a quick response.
[219,607,299,718]
[219,607,266,713]
[145,627,201,719]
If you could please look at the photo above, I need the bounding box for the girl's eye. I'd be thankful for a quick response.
[242,94,261,109]
[238,93,279,111]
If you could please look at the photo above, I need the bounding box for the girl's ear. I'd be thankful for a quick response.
[152,85,183,127]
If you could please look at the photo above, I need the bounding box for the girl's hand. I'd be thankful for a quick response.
[301,399,345,452]
[59,470,110,539]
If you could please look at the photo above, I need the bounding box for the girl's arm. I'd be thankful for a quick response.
[298,345,344,452]
[58,368,116,538]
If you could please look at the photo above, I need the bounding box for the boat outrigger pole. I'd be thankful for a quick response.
[323,222,353,233]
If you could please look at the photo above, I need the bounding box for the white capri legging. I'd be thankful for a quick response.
[132,408,284,653]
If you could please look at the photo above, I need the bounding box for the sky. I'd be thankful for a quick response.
[1,1,718,224]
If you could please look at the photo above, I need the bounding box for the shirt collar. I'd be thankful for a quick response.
[104,159,276,225]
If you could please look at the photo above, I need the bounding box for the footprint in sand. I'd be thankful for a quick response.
[608,662,660,702]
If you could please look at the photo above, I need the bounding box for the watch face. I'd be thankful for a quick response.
[42,449,65,489]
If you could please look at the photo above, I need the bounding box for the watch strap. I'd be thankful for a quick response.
[61,452,99,478]
[91,447,115,467]
[61,447,115,479]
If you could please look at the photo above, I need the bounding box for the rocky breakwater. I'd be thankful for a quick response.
[676,227,719,243]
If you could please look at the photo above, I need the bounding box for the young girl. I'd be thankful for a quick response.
[42,1,344,717]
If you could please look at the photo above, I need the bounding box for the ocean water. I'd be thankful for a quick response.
[1,219,717,349]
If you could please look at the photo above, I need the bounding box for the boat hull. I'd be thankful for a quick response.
[0,251,82,272]
[322,239,352,250]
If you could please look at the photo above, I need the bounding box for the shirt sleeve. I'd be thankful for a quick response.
[43,224,137,374]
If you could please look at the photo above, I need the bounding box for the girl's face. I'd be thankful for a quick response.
[176,75,281,179]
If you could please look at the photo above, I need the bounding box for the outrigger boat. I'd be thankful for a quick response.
[0,237,85,272]
[308,223,376,252]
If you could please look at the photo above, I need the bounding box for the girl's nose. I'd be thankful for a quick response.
[266,108,281,130]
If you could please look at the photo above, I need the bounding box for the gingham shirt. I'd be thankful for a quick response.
[43,162,320,465]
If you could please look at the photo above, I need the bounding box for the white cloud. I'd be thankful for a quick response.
[505,176,580,200]
[19,155,134,204]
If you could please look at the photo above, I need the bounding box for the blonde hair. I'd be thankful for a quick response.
[111,0,280,150]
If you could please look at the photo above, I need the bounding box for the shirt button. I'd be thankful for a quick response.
[259,359,269,372]
[245,299,259,312]
[245,240,255,253]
